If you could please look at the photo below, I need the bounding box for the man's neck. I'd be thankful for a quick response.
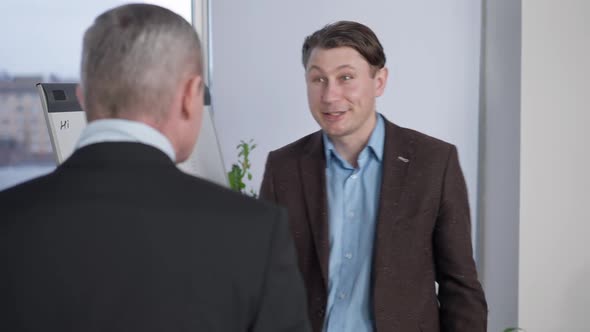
[329,113,377,168]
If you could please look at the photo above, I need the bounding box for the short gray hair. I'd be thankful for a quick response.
[80,4,202,121]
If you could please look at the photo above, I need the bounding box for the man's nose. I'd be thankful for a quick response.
[321,81,342,103]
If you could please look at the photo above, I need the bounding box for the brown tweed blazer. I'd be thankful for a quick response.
[260,116,487,332]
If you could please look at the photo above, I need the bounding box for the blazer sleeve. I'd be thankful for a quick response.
[250,207,311,332]
[434,145,488,332]
[260,152,277,203]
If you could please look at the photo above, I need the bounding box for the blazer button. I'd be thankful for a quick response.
[317,309,325,317]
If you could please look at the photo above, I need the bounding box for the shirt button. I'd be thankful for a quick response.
[338,292,347,299]
[348,211,355,217]
[344,252,353,259]
[351,174,357,179]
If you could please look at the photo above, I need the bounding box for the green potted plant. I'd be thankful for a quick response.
[227,139,257,198]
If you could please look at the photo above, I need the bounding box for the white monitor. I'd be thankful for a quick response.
[37,83,228,187]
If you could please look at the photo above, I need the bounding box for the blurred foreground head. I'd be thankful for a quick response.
[78,3,204,162]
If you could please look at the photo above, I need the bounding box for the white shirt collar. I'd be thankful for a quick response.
[76,119,176,161]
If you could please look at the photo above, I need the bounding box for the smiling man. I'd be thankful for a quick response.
[260,21,487,332]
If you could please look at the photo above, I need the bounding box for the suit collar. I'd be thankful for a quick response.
[61,142,177,169]
[300,131,330,286]
[372,116,416,282]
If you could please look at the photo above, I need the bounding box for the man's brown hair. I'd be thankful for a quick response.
[302,21,386,74]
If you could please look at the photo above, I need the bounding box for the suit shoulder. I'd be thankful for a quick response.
[174,170,282,220]
[396,125,455,153]
[267,131,321,161]
[0,171,56,204]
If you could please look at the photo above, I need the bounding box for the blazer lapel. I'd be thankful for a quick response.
[299,132,330,287]
[373,119,416,270]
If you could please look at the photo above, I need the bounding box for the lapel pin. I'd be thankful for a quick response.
[397,156,409,163]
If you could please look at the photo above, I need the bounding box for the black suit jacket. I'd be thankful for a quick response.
[0,142,310,332]
[260,117,487,332]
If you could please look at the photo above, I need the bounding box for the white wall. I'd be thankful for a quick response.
[210,0,483,233]
[519,0,590,330]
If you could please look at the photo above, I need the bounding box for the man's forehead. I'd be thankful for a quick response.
[307,64,356,74]
[306,47,368,72]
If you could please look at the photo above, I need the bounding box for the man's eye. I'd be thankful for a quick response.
[312,77,327,83]
[341,75,353,81]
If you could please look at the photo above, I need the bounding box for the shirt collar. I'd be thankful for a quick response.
[76,119,176,161]
[323,112,385,167]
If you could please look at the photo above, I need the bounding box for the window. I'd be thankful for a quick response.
[0,0,194,190]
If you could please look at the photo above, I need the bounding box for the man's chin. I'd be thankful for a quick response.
[321,126,350,139]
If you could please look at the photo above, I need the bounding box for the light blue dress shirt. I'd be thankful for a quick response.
[76,119,176,161]
[323,113,385,332]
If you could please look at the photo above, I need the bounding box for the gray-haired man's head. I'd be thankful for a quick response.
[80,3,202,122]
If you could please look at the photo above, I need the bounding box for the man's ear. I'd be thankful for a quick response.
[75,84,86,111]
[181,74,204,120]
[374,67,388,97]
